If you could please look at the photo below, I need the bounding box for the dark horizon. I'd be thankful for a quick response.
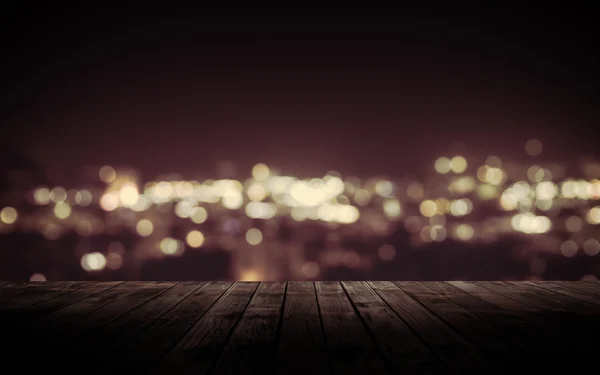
[2,6,599,178]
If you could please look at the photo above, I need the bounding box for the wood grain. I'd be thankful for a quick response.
[316,281,388,375]
[275,281,329,375]
[2,281,600,374]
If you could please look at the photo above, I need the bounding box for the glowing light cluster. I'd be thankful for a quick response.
[81,252,107,272]
[5,153,600,281]
[511,213,552,234]
[245,202,277,219]
[435,156,467,174]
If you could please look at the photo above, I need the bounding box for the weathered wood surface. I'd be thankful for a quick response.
[2,281,599,374]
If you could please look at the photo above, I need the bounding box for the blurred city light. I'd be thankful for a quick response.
[1,151,599,282]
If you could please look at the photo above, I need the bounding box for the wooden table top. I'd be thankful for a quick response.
[2,281,600,374]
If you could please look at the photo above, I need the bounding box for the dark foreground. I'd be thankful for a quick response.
[1,281,600,374]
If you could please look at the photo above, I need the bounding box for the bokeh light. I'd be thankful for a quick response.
[419,200,437,217]
[245,228,263,245]
[119,183,140,206]
[81,252,107,272]
[587,207,600,224]
[240,269,262,281]
[190,207,208,224]
[186,230,205,248]
[136,219,154,236]
[434,157,451,174]
[455,224,474,241]
[34,188,51,205]
[160,238,183,255]
[450,156,467,173]
[29,273,47,282]
[0,207,18,224]
[252,163,270,181]
[378,244,396,261]
[583,239,600,256]
[54,202,72,219]
[99,165,116,183]
[525,139,543,156]
[302,261,320,278]
[560,240,578,258]
[100,192,119,211]
[1,150,600,282]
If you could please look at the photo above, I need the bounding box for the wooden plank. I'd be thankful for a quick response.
[526,281,600,307]
[48,282,226,375]
[448,281,544,312]
[275,281,329,375]
[397,282,525,366]
[101,281,235,373]
[3,281,123,323]
[61,281,205,368]
[10,282,149,332]
[4,281,150,373]
[341,281,447,374]
[67,282,178,333]
[475,281,578,311]
[57,282,180,373]
[210,282,287,375]
[447,281,574,333]
[424,282,532,325]
[0,281,66,294]
[493,281,600,314]
[37,281,149,325]
[98,281,206,344]
[368,281,500,375]
[148,281,257,374]
[316,281,388,375]
[447,282,599,331]
[3,280,600,373]
[548,281,600,298]
[425,281,557,337]
[0,281,77,304]
[0,281,57,298]
[449,281,600,366]
[418,282,581,367]
[472,281,600,330]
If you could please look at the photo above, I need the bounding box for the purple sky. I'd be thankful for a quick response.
[3,7,599,177]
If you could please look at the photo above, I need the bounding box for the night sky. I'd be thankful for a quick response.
[2,6,599,178]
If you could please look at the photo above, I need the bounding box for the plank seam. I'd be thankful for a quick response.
[27,281,128,313]
[544,281,600,298]
[92,282,184,330]
[272,281,288,375]
[394,281,509,353]
[313,281,335,375]
[340,281,397,375]
[371,282,504,374]
[523,281,600,308]
[472,282,540,309]
[133,281,236,358]
[23,281,92,306]
[421,282,533,331]
[104,282,207,338]
[204,282,261,375]
[55,282,148,320]
[115,281,215,353]
[2,281,74,300]
[494,281,595,310]
[364,282,458,374]
[416,281,517,334]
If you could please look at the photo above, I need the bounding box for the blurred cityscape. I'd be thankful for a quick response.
[1,138,599,282]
